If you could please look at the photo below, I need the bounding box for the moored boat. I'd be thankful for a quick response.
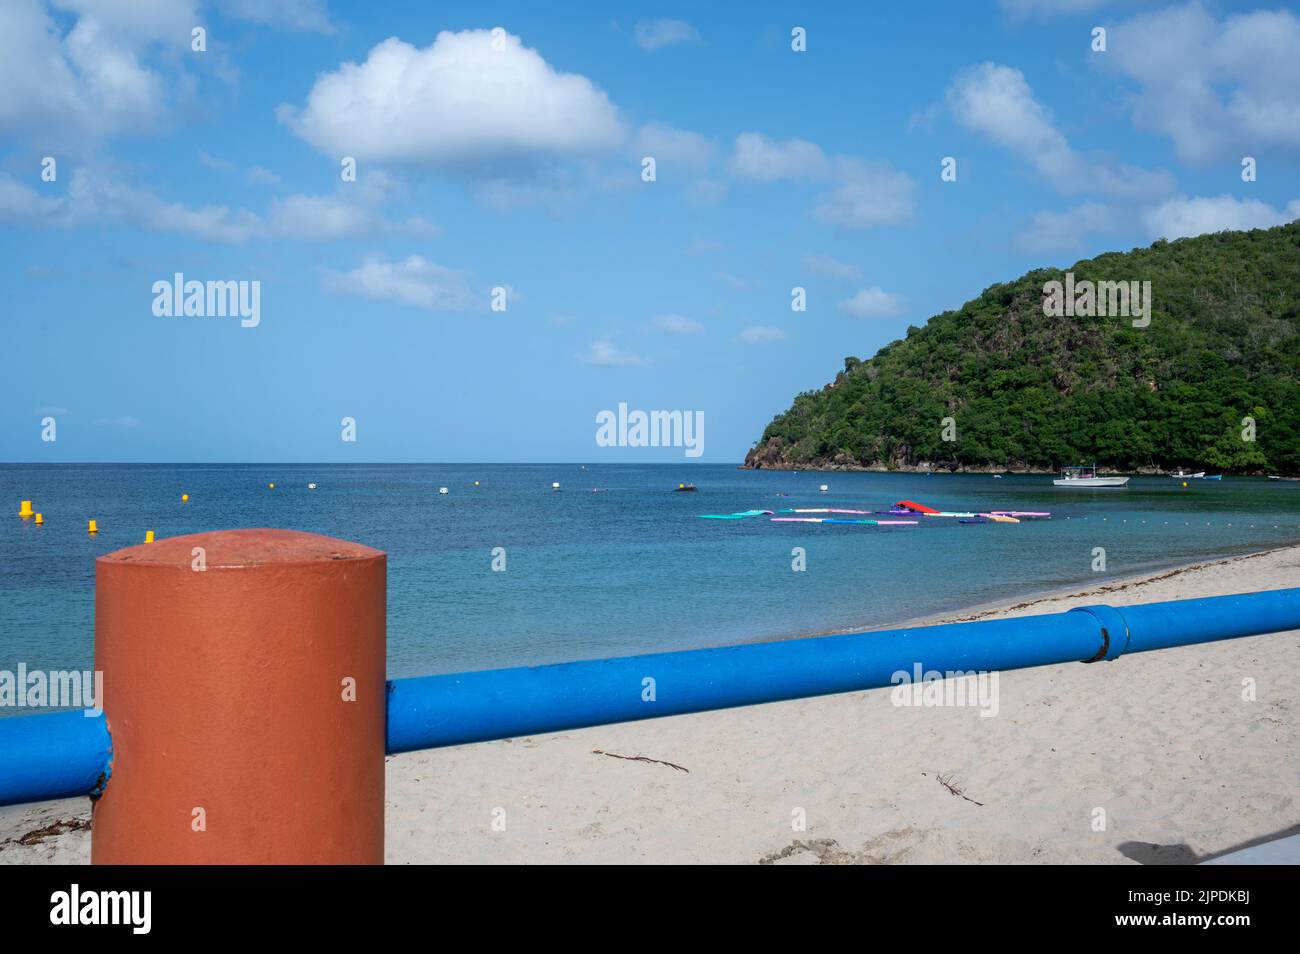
[1053,465,1129,488]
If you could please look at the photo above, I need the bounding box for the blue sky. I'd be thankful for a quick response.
[2,0,1298,462]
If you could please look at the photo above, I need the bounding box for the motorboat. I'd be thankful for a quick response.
[1053,465,1129,488]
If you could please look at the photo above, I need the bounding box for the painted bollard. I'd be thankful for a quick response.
[91,529,387,864]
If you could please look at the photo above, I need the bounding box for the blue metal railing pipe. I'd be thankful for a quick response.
[0,709,111,806]
[2,588,1298,805]
[385,588,1300,753]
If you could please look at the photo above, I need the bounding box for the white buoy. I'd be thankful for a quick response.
[307,483,317,490]
[438,487,449,495]
[819,484,829,492]
[551,482,560,490]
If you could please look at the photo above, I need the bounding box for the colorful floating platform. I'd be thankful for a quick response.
[699,500,1050,527]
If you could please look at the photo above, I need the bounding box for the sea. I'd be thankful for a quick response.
[2,463,1299,685]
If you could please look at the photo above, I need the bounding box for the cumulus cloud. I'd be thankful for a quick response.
[325,256,479,311]
[0,0,183,146]
[279,29,625,167]
[652,314,705,335]
[839,287,903,319]
[1142,194,1300,241]
[576,341,651,366]
[733,325,788,344]
[634,18,702,51]
[728,133,916,230]
[1102,4,1300,163]
[945,62,1173,199]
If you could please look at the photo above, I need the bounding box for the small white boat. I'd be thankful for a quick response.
[1053,465,1129,488]
[1170,469,1206,479]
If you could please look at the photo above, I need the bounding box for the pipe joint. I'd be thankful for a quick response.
[1069,604,1132,663]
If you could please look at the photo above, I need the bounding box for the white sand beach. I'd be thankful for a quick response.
[3,545,1297,865]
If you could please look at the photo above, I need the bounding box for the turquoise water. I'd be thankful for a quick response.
[2,464,1299,682]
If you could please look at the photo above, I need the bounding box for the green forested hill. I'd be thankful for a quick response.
[745,221,1300,474]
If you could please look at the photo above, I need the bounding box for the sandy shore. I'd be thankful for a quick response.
[4,545,1297,864]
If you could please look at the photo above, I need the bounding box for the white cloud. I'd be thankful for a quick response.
[635,122,715,170]
[223,0,335,34]
[280,29,625,166]
[576,341,650,366]
[0,167,429,243]
[652,314,704,335]
[266,192,435,240]
[50,0,198,45]
[0,175,68,223]
[728,133,916,230]
[734,325,788,345]
[729,133,829,181]
[0,0,179,147]
[945,62,1173,199]
[803,254,862,280]
[198,152,236,173]
[1017,201,1118,253]
[839,287,902,319]
[326,256,478,311]
[1142,194,1300,241]
[1103,5,1300,163]
[812,160,917,230]
[63,169,263,242]
[634,19,701,51]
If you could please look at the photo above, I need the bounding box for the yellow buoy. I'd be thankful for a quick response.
[1182,481,1188,487]
[19,500,33,517]
[474,481,480,486]
[88,519,99,533]
[144,530,155,543]
[268,483,275,490]
[34,513,43,525]
[181,494,189,502]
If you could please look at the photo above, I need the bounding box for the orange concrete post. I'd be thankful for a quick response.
[91,529,387,864]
